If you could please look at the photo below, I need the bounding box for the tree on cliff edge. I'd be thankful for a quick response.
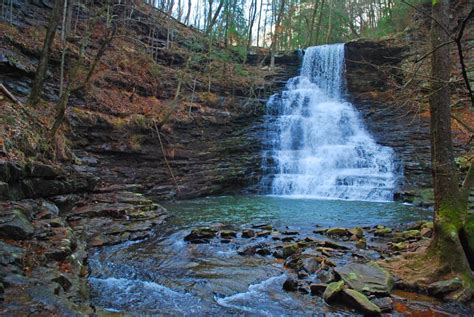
[428,0,474,284]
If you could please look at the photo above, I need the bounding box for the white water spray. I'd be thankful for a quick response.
[261,44,399,201]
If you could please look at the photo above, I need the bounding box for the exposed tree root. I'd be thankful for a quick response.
[379,239,474,303]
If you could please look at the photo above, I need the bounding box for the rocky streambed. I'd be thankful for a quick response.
[0,161,167,315]
[88,196,473,316]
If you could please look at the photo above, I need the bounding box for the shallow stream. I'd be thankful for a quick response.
[87,196,455,316]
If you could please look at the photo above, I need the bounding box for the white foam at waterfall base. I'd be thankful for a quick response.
[262,44,399,201]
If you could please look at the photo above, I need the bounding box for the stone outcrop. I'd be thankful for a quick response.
[68,53,300,200]
[0,161,97,200]
[345,39,470,194]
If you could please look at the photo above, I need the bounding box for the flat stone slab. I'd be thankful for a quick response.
[335,262,393,295]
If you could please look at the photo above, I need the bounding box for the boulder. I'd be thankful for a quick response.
[428,278,463,296]
[349,227,364,239]
[341,288,382,315]
[241,229,255,238]
[327,228,350,236]
[184,227,217,243]
[318,269,336,284]
[256,230,271,237]
[219,230,237,239]
[392,230,421,242]
[390,241,408,251]
[355,239,367,249]
[371,296,393,312]
[0,209,34,240]
[282,243,299,258]
[310,283,327,295]
[323,280,345,302]
[302,257,320,274]
[283,277,298,292]
[252,223,272,231]
[334,263,393,295]
[374,226,392,236]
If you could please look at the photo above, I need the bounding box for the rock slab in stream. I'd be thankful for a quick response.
[335,263,393,295]
[184,228,217,243]
[341,288,382,316]
[323,280,345,302]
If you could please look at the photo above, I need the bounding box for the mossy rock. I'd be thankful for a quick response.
[334,262,393,295]
[327,227,350,236]
[374,226,392,236]
[323,280,345,302]
[342,288,382,316]
[392,229,421,242]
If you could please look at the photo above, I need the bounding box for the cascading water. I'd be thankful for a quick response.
[261,44,400,201]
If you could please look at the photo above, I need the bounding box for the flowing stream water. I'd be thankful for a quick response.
[89,196,432,316]
[261,44,399,201]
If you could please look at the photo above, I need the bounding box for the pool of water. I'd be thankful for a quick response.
[89,196,431,316]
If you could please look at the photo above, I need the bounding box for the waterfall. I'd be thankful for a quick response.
[261,44,400,201]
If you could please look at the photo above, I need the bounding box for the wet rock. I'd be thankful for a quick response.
[241,229,255,238]
[428,277,463,296]
[327,228,350,237]
[323,280,345,302]
[314,228,327,234]
[0,209,34,240]
[283,277,298,292]
[341,288,382,315]
[51,275,72,292]
[349,227,364,239]
[393,229,421,242]
[318,269,336,284]
[355,238,367,249]
[184,227,217,243]
[298,285,311,294]
[256,230,271,237]
[238,243,269,256]
[282,243,299,258]
[334,263,393,295]
[302,257,320,274]
[256,247,271,256]
[252,223,272,231]
[321,240,350,250]
[371,296,393,312]
[310,283,327,295]
[374,226,392,236]
[220,230,237,239]
[390,241,408,251]
[297,270,309,279]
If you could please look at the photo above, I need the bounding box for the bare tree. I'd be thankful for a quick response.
[27,0,64,107]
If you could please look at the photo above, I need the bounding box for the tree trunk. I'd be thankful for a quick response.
[270,0,285,69]
[256,0,263,47]
[428,0,473,275]
[307,0,319,46]
[27,0,63,107]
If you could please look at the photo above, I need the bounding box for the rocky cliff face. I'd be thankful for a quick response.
[345,39,432,191]
[68,54,300,200]
[345,39,471,196]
